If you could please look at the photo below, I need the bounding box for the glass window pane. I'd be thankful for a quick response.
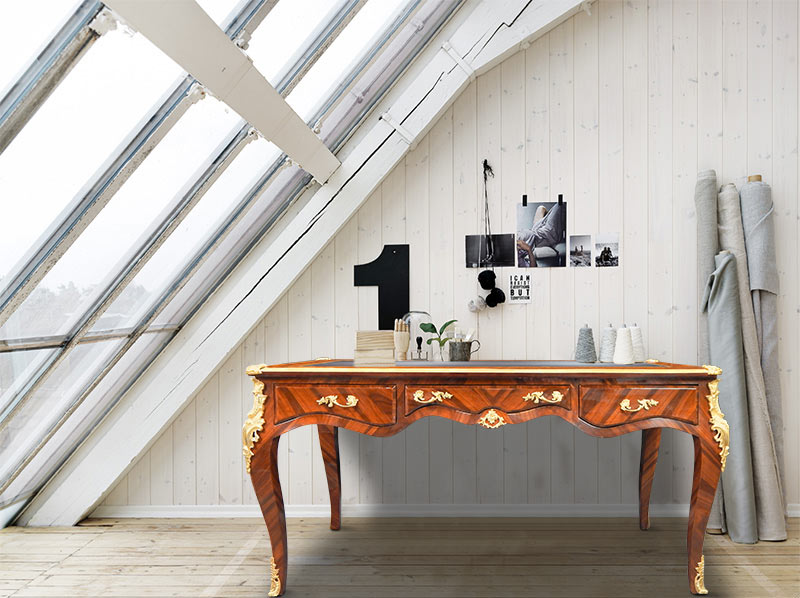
[287,0,409,119]
[0,27,182,284]
[246,0,332,84]
[0,98,242,340]
[0,1,83,97]
[0,349,58,416]
[0,339,123,487]
[93,137,281,331]
[0,332,172,508]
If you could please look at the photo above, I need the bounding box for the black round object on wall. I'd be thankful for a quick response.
[485,287,505,307]
[477,269,496,290]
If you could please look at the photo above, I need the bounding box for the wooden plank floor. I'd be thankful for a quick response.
[1,517,797,597]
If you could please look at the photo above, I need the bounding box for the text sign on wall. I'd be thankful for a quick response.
[508,272,531,304]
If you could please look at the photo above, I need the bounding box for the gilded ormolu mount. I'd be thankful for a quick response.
[706,379,730,472]
[694,555,708,594]
[242,378,267,474]
[268,556,281,596]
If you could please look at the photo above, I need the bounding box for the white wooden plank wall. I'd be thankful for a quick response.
[100,0,800,512]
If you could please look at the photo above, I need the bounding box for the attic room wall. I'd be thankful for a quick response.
[97,0,800,513]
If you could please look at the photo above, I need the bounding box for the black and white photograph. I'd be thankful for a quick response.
[595,232,620,267]
[569,234,592,267]
[464,233,516,268]
[516,200,567,267]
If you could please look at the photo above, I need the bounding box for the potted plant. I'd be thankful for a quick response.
[420,319,457,361]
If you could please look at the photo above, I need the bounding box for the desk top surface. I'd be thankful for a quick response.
[247,359,716,376]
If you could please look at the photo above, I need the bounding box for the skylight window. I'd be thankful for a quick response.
[0,1,82,98]
[0,28,181,285]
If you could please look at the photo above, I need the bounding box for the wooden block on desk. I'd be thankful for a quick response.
[355,330,394,351]
[354,348,395,366]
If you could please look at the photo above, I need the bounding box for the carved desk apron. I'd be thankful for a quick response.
[243,359,727,596]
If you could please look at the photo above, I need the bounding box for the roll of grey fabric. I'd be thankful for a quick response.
[695,170,719,366]
[702,251,758,543]
[740,180,784,494]
[717,183,786,541]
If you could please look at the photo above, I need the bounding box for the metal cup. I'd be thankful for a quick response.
[448,339,480,361]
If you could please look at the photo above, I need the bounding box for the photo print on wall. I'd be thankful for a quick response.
[516,197,567,267]
[465,233,516,268]
[569,235,591,267]
[595,232,620,267]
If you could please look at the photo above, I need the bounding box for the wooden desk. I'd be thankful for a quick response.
[243,359,727,596]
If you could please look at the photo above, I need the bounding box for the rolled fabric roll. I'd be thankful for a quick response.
[702,250,758,543]
[740,179,784,493]
[629,324,645,362]
[695,170,719,366]
[575,324,597,363]
[598,324,616,363]
[717,182,786,540]
[613,326,634,365]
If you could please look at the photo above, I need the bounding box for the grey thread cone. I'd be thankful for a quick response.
[599,325,616,363]
[575,325,597,363]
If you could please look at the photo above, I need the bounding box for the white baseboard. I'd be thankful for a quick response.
[90,503,800,519]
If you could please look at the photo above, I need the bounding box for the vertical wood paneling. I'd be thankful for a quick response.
[621,0,649,504]
[195,374,219,505]
[573,5,600,505]
[475,65,504,504]
[597,0,624,504]
[500,53,528,504]
[172,400,196,505]
[772,0,799,504]
[220,344,243,506]
[428,110,455,504]
[287,271,314,505]
[357,190,384,504]
[107,0,800,512]
[648,0,674,505]
[333,218,360,505]
[148,427,172,504]
[403,136,430,504]
[380,166,407,505]
[451,81,479,504]
[671,0,699,503]
[524,35,552,504]
[548,19,576,505]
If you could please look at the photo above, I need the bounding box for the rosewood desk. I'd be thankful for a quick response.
[243,359,728,596]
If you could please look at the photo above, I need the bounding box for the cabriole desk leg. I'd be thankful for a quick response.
[318,425,342,530]
[250,435,288,597]
[638,428,662,530]
[687,433,723,595]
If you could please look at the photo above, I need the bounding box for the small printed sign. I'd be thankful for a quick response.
[508,272,531,304]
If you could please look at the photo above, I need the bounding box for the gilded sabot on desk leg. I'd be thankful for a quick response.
[246,363,269,375]
[268,557,281,596]
[702,364,722,376]
[706,379,730,472]
[694,555,708,594]
[242,378,267,473]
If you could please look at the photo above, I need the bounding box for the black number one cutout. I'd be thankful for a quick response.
[353,244,410,330]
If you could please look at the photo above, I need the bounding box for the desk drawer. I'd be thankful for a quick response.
[405,385,571,416]
[274,384,396,425]
[579,385,698,427]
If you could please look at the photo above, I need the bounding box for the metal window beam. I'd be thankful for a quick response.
[0,0,368,497]
[0,0,277,330]
[0,326,178,354]
[106,0,340,183]
[0,1,103,154]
